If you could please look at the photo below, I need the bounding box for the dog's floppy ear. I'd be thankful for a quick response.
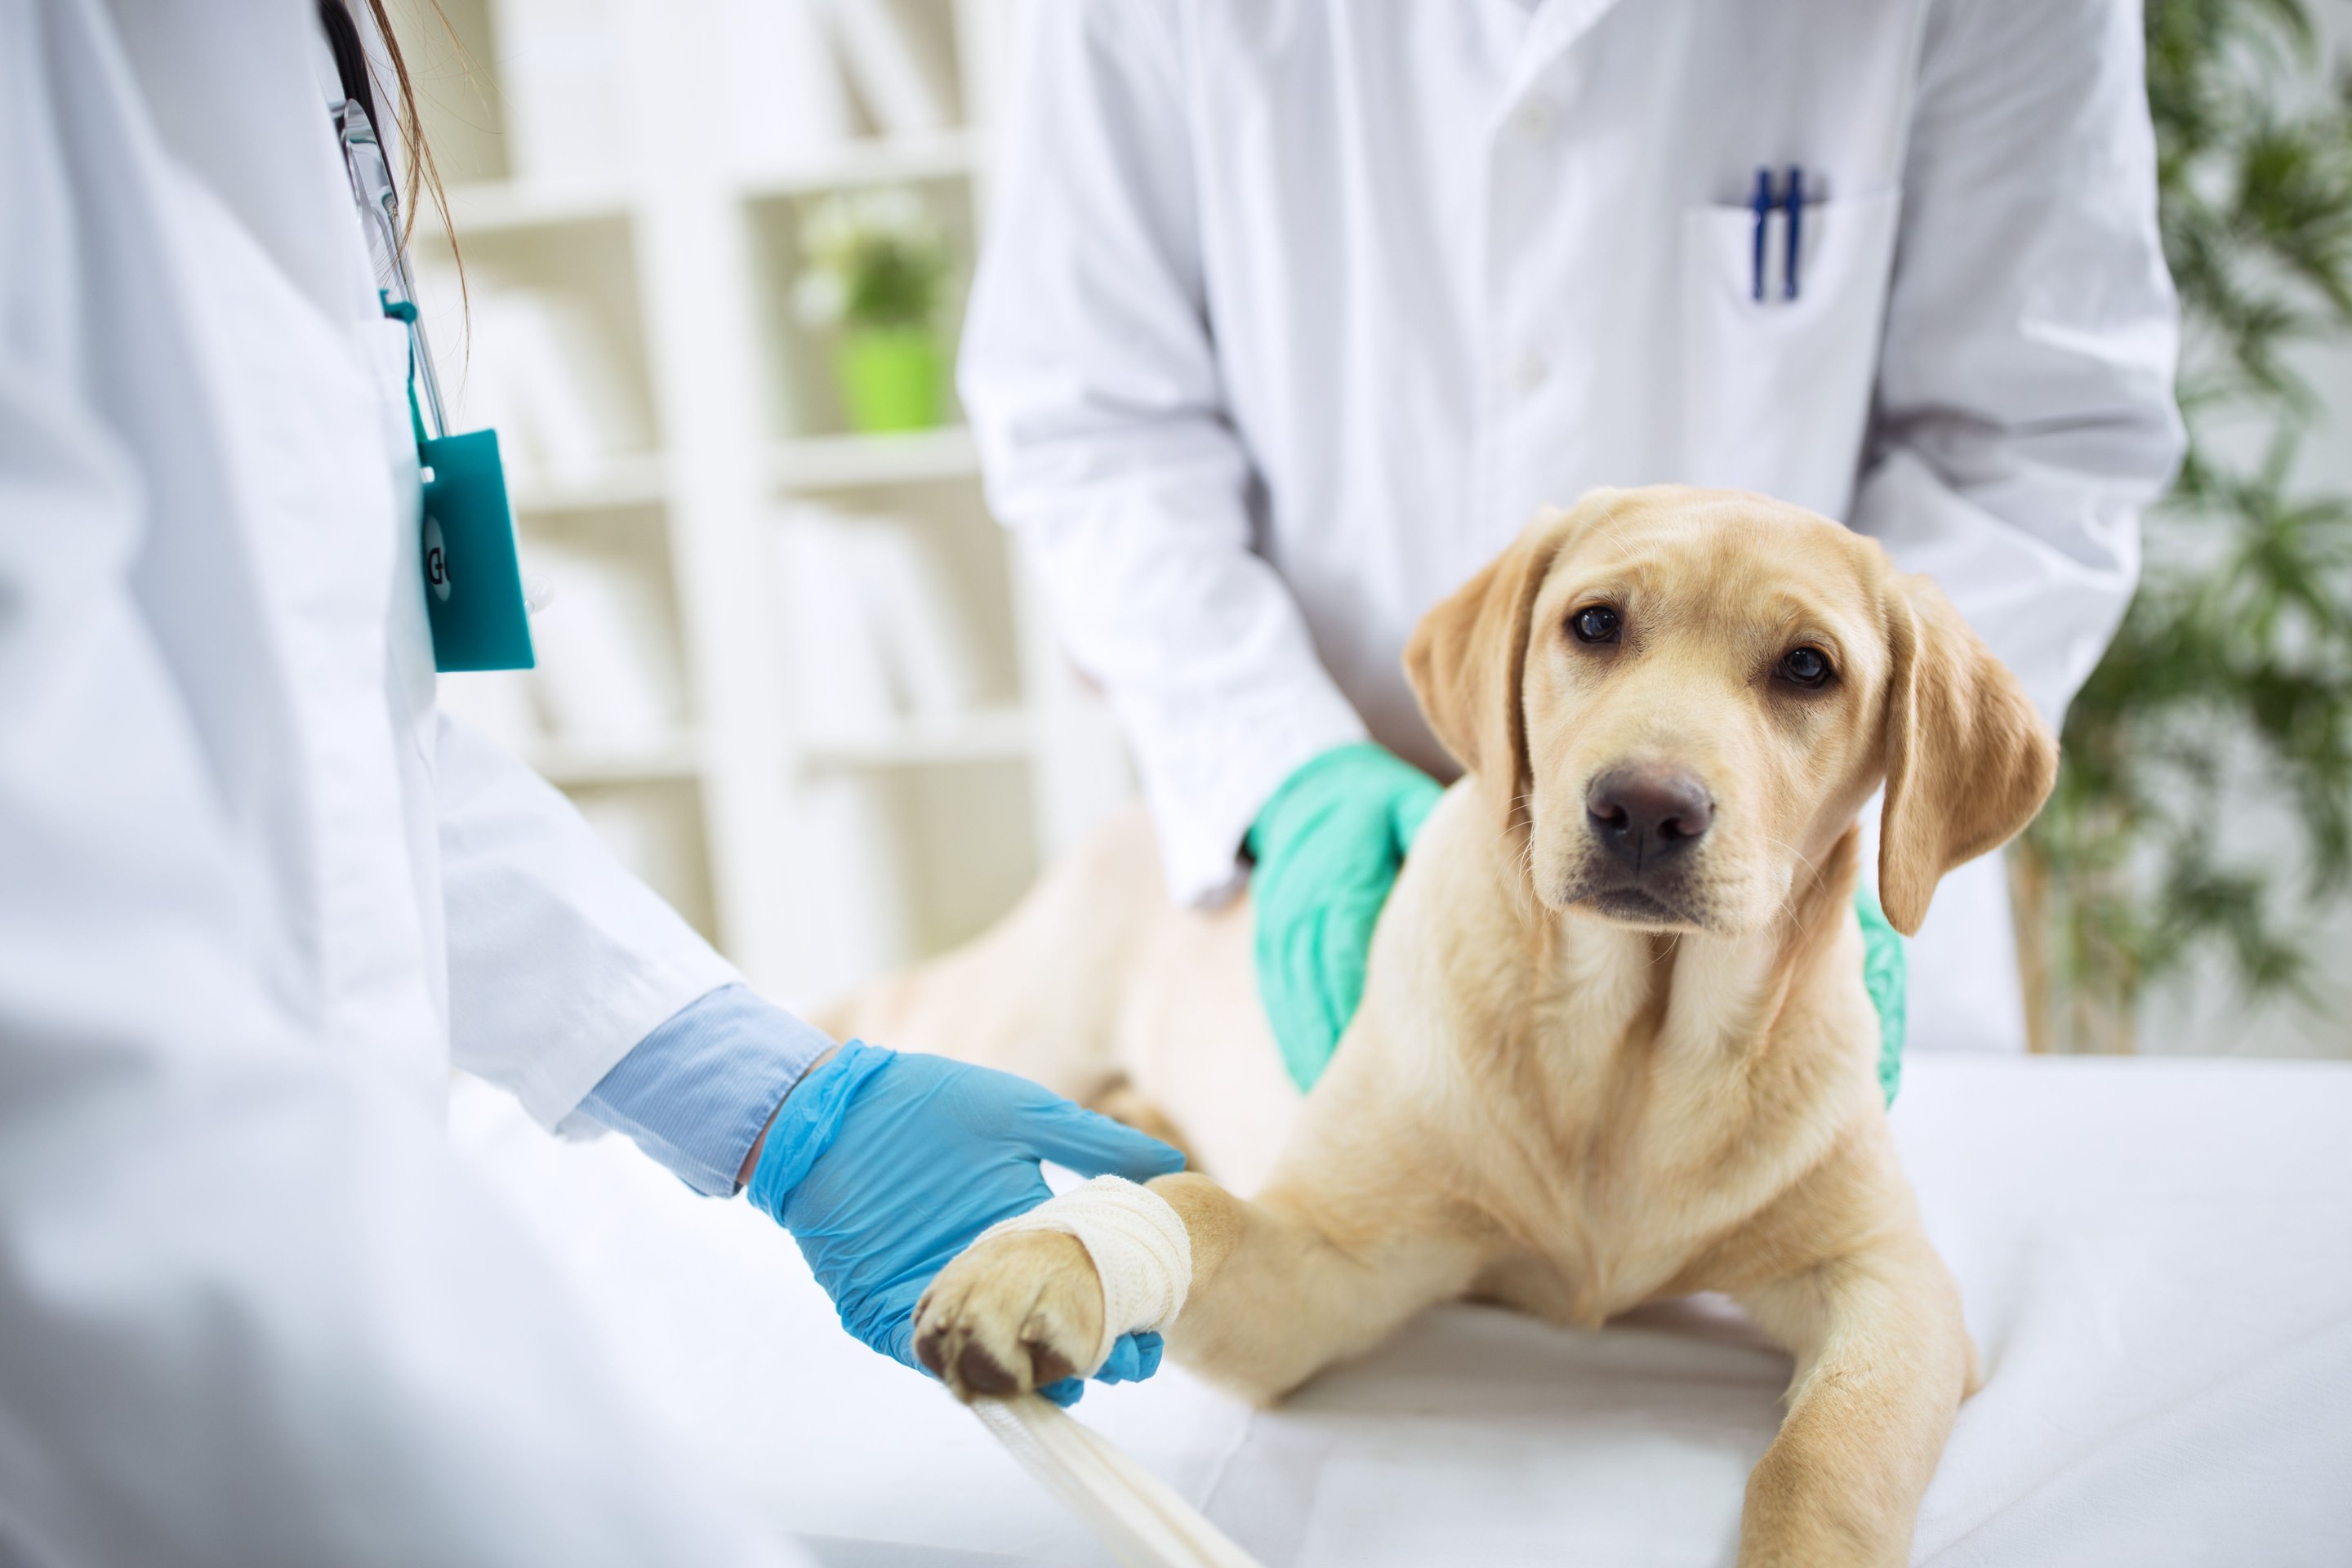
[1403,502,1582,789]
[1878,573,2058,936]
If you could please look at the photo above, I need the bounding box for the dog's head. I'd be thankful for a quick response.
[1403,487,2056,937]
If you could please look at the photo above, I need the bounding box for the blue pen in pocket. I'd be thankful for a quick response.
[1785,165,1806,301]
[1750,167,1775,302]
[1748,166,1813,304]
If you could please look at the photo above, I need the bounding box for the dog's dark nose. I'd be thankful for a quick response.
[1586,766,1713,863]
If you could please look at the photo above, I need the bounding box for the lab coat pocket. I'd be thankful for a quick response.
[1680,186,1902,520]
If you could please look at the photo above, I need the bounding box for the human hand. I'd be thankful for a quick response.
[745,1044,1183,1405]
[1246,742,1445,1091]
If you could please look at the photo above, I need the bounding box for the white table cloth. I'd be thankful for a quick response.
[450,1054,2352,1566]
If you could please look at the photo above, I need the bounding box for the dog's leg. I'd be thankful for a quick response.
[1152,1173,1484,1401]
[915,1169,1481,1407]
[1731,1232,1972,1568]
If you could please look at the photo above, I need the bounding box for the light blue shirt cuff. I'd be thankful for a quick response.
[579,984,835,1197]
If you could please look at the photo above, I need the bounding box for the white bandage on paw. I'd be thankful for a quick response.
[978,1175,1192,1375]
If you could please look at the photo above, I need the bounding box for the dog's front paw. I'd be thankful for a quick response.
[915,1230,1106,1401]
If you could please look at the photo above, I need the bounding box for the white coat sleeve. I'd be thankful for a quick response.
[1851,0,2185,727]
[959,0,1367,903]
[434,716,742,1131]
[0,27,796,1568]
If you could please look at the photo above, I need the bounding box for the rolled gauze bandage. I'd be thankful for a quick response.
[973,1395,1266,1568]
[975,1175,1192,1374]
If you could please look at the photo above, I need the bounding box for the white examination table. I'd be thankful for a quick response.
[451,1054,2352,1566]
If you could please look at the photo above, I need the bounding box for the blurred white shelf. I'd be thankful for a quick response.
[525,733,704,786]
[510,453,669,514]
[803,708,1031,769]
[738,131,983,200]
[433,178,635,236]
[773,426,980,490]
[387,0,1124,1000]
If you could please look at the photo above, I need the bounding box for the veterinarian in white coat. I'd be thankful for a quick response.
[0,3,1182,1562]
[961,0,2184,1054]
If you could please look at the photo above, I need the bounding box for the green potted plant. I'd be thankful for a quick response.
[795,187,952,434]
[2012,0,2352,1052]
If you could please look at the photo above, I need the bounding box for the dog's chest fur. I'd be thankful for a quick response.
[1378,808,1867,1328]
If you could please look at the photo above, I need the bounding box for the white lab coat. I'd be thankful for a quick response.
[961,0,2184,1052]
[0,2,802,1561]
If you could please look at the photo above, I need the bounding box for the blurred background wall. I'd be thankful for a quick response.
[2207,0,2352,1060]
[2022,0,2352,1061]
[393,0,1138,1022]
[2145,225,2352,1062]
[388,0,2350,1058]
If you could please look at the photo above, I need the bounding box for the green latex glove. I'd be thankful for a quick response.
[1246,743,1446,1092]
[1855,888,1908,1107]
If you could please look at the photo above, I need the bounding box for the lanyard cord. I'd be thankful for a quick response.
[320,1,448,446]
[381,296,432,452]
[337,105,448,445]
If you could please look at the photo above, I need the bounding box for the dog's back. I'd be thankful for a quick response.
[817,807,1304,1188]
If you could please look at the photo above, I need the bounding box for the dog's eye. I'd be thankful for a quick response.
[1570,605,1622,644]
[1777,645,1833,688]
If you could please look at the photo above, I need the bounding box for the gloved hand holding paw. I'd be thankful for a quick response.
[746,1044,1184,1405]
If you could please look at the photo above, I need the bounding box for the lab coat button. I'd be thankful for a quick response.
[1513,99,1557,140]
[1512,353,1549,394]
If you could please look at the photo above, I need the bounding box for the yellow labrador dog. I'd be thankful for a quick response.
[832,486,2055,1566]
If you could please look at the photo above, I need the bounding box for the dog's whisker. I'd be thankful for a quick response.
[1757,836,1833,942]
[1763,833,1824,885]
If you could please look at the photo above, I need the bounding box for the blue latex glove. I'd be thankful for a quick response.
[746,1042,1185,1406]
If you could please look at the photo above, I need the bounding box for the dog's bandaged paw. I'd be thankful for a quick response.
[916,1177,1191,1400]
[981,1176,1192,1370]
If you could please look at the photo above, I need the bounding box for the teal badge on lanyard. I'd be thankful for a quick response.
[336,98,535,672]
